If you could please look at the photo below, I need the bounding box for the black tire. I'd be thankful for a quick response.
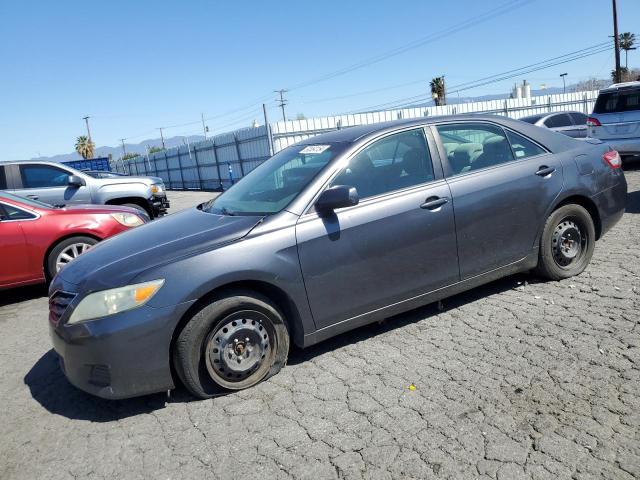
[534,204,595,281]
[174,290,289,399]
[122,202,151,217]
[46,235,98,279]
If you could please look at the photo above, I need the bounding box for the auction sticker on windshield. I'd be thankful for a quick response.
[300,145,330,154]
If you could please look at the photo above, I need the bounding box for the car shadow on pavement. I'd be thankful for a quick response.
[287,272,536,366]
[626,189,640,214]
[24,272,535,421]
[0,284,48,307]
[24,349,193,422]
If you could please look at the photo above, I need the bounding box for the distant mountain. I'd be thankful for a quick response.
[32,135,206,163]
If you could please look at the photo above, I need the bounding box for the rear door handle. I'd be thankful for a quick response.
[420,196,449,210]
[27,195,39,200]
[535,166,555,177]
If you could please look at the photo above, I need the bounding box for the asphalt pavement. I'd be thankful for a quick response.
[1,170,639,480]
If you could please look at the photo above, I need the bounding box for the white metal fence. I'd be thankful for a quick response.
[271,90,599,151]
[115,90,599,190]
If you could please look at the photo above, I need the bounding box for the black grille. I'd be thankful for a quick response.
[49,291,76,325]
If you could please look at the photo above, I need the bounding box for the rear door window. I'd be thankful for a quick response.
[594,89,640,113]
[437,123,514,176]
[505,130,547,159]
[20,165,69,188]
[544,114,572,128]
[0,166,7,190]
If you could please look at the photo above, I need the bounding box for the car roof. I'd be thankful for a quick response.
[601,81,640,92]
[299,114,570,144]
[297,114,518,145]
[0,160,69,167]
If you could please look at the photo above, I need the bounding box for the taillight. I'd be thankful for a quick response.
[602,150,622,169]
[587,116,601,127]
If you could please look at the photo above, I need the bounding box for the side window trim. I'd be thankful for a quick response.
[503,127,551,164]
[434,121,551,178]
[0,202,39,222]
[302,125,439,216]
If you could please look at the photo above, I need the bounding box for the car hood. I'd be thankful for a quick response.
[53,204,141,215]
[57,207,263,291]
[93,175,161,186]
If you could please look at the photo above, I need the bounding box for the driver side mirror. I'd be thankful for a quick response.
[316,185,359,215]
[68,175,86,187]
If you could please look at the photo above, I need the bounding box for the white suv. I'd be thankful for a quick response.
[588,81,640,162]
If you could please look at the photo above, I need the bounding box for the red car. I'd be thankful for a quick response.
[1,192,147,289]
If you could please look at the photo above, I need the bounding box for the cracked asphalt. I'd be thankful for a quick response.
[1,170,639,480]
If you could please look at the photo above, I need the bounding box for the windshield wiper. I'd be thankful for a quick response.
[219,206,236,216]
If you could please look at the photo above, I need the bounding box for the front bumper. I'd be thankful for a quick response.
[50,298,195,399]
[150,195,170,217]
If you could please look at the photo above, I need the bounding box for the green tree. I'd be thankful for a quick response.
[430,76,446,106]
[619,32,636,69]
[148,146,164,154]
[75,135,95,159]
[121,152,139,161]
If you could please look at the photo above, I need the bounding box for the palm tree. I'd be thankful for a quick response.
[430,76,446,106]
[75,135,95,159]
[619,32,636,69]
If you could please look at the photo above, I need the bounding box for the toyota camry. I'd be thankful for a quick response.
[48,115,627,399]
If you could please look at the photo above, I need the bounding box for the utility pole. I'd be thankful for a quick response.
[120,139,126,158]
[158,127,166,149]
[560,73,568,93]
[82,116,92,142]
[612,0,621,83]
[274,89,288,122]
[201,113,208,139]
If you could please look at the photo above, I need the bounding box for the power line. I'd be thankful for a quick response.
[286,0,536,91]
[346,42,612,113]
[305,41,609,107]
[116,0,538,144]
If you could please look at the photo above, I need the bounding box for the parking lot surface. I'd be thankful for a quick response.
[1,173,639,480]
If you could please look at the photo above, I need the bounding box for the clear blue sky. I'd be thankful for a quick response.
[1,0,638,160]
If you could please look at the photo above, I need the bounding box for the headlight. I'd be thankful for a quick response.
[111,212,145,227]
[150,183,164,194]
[67,279,165,324]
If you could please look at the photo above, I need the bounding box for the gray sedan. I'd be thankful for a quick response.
[520,111,589,138]
[49,115,627,399]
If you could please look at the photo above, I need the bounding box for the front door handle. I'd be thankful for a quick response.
[27,195,39,200]
[535,166,556,177]
[420,196,449,210]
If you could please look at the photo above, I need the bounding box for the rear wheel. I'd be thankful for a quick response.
[46,236,98,279]
[535,204,595,280]
[174,291,289,399]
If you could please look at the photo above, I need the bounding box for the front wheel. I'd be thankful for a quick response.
[174,291,289,399]
[46,236,98,279]
[534,204,595,281]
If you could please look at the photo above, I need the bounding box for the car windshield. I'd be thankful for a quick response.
[594,88,640,114]
[204,143,346,216]
[0,191,53,209]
